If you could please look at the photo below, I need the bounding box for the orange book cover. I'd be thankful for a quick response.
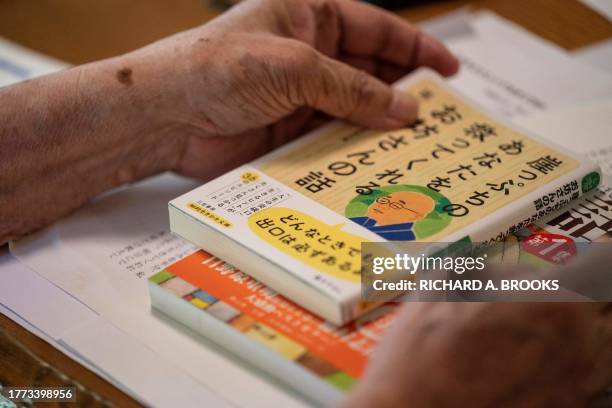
[149,249,399,391]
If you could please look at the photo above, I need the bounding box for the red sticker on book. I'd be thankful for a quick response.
[521,233,576,265]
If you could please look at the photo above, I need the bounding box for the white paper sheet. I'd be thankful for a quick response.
[0,250,97,339]
[517,98,612,176]
[574,39,612,74]
[441,12,612,119]
[580,0,612,22]
[0,37,68,86]
[59,319,229,408]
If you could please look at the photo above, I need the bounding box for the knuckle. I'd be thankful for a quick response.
[291,42,320,69]
[346,69,377,114]
[286,43,321,104]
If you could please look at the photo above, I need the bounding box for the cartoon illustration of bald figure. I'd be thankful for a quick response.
[350,191,435,240]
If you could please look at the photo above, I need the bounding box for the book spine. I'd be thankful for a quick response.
[457,164,602,245]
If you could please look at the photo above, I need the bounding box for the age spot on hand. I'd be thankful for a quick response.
[116,67,133,86]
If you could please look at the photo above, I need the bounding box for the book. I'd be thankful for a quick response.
[499,183,612,267]
[148,249,398,406]
[169,68,601,324]
[151,187,611,404]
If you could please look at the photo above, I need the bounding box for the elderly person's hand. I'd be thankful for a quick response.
[0,0,457,243]
[342,300,612,407]
[133,0,458,178]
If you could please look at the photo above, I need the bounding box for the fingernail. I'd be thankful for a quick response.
[387,90,418,124]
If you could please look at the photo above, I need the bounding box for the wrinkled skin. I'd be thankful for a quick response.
[137,0,459,179]
[343,301,612,407]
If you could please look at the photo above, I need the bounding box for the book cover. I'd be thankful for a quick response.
[169,68,601,324]
[149,250,398,405]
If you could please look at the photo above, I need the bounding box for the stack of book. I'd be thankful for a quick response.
[149,69,601,404]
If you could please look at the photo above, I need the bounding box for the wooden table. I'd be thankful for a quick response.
[1,0,610,406]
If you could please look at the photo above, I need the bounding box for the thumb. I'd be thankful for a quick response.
[301,51,418,129]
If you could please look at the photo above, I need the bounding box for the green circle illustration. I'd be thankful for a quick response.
[345,185,452,241]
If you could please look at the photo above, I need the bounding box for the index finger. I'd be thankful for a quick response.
[309,0,459,76]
